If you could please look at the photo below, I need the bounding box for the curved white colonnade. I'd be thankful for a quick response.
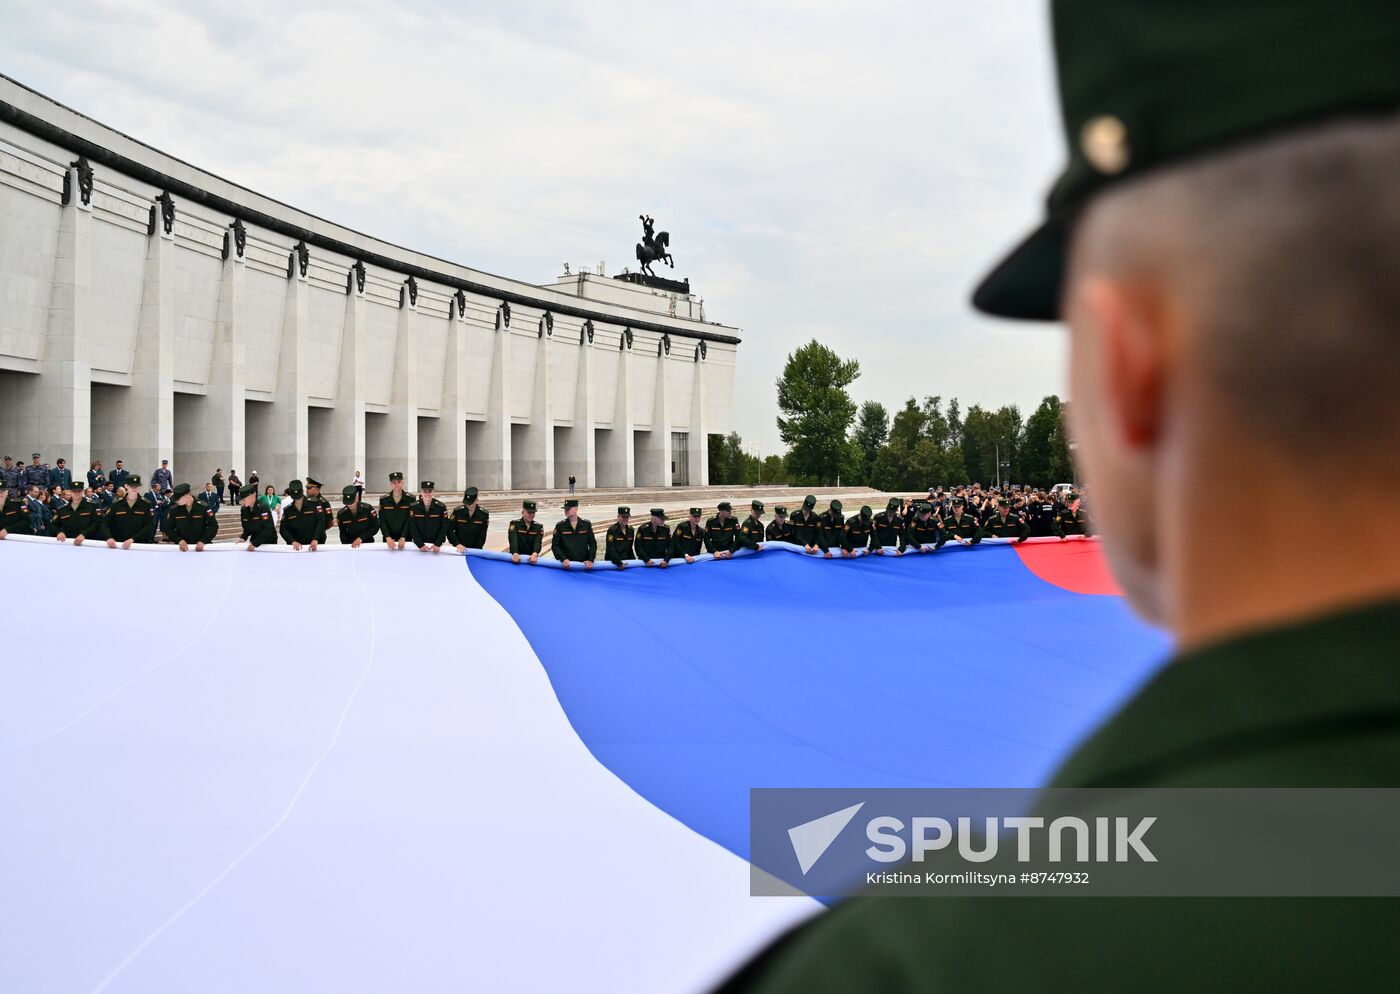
[0,74,738,495]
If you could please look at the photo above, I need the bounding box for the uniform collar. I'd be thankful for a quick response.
[1051,599,1400,787]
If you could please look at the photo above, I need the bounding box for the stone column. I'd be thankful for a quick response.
[516,317,554,488]
[467,307,512,490]
[381,283,419,487]
[556,324,595,490]
[635,342,673,487]
[38,160,94,473]
[128,194,175,480]
[419,300,467,493]
[597,332,635,487]
[188,223,247,481]
[689,350,709,486]
[323,269,366,488]
[262,250,309,486]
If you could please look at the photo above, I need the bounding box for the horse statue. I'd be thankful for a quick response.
[636,214,674,276]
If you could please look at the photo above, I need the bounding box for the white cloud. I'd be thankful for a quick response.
[1,0,1068,453]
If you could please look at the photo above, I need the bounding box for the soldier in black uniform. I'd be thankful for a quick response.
[103,474,155,548]
[448,486,489,552]
[901,502,942,554]
[765,505,795,544]
[842,505,874,556]
[871,498,905,555]
[552,499,596,569]
[378,472,413,550]
[789,495,822,554]
[738,500,766,551]
[704,501,741,559]
[51,482,105,545]
[304,478,334,522]
[237,483,277,549]
[337,485,379,547]
[936,496,981,549]
[817,499,845,559]
[672,507,706,563]
[636,508,673,567]
[508,499,544,564]
[0,480,33,538]
[408,481,449,552]
[605,507,636,567]
[1054,492,1094,539]
[163,483,219,550]
[980,497,1030,543]
[279,479,327,550]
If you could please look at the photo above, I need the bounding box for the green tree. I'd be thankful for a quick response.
[776,341,860,486]
[760,454,786,484]
[851,401,890,484]
[1021,395,1075,487]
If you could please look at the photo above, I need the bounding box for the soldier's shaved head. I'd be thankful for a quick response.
[1064,114,1400,639]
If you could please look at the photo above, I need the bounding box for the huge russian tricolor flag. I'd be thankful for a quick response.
[0,536,1167,993]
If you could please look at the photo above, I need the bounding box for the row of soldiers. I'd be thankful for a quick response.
[6,471,1092,559]
[236,474,489,552]
[0,475,219,548]
[504,492,1093,568]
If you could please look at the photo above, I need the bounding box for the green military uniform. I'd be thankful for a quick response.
[980,502,1030,543]
[841,506,874,552]
[51,497,105,540]
[552,501,596,563]
[337,486,379,545]
[789,497,823,549]
[721,3,1400,991]
[901,504,942,552]
[104,476,155,544]
[765,507,795,544]
[673,509,706,557]
[715,603,1400,994]
[1054,498,1094,538]
[817,501,845,553]
[408,483,449,549]
[240,483,278,547]
[279,482,327,546]
[738,501,766,550]
[936,502,981,549]
[448,487,489,549]
[871,500,904,549]
[704,502,741,554]
[604,508,636,565]
[0,493,33,535]
[508,501,544,557]
[304,477,334,522]
[163,485,219,545]
[635,509,673,563]
[378,473,413,542]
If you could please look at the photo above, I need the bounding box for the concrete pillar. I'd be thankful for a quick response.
[261,255,309,487]
[128,197,175,480]
[597,332,635,487]
[689,351,709,486]
[515,318,554,488]
[381,285,419,487]
[38,160,93,473]
[419,302,467,493]
[466,307,512,490]
[556,325,595,489]
[636,343,673,487]
[322,274,366,487]
[182,226,246,480]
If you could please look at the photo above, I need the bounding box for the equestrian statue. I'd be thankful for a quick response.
[635,214,674,277]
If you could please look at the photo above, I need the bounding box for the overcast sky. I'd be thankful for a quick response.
[2,0,1066,454]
